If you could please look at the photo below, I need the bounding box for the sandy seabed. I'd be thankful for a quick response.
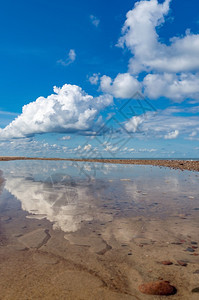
[0,159,199,299]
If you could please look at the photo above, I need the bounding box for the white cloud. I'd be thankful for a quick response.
[124,107,199,139]
[68,49,76,61]
[128,148,135,152]
[61,135,71,140]
[138,148,157,152]
[189,131,197,137]
[0,138,69,156]
[57,49,76,66]
[143,73,199,101]
[125,116,143,132]
[0,84,113,139]
[164,130,179,140]
[118,0,199,74]
[104,143,119,152]
[74,145,81,151]
[115,0,199,102]
[89,73,100,85]
[100,73,141,99]
[90,15,100,27]
[83,144,92,151]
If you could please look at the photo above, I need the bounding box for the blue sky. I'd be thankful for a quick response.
[0,0,199,158]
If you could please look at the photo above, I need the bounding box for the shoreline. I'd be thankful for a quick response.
[0,156,199,172]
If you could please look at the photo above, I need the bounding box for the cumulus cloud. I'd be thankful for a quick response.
[164,130,179,139]
[118,0,199,74]
[100,73,141,99]
[0,84,113,139]
[113,0,199,102]
[90,15,100,27]
[57,49,76,66]
[143,73,199,101]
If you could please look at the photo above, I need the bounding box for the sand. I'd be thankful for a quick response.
[0,156,199,172]
[1,204,199,299]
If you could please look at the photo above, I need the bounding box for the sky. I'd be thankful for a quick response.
[0,0,199,158]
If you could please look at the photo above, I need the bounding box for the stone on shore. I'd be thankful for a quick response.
[138,280,176,295]
[161,261,173,265]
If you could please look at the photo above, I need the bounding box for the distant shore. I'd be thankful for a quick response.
[0,156,199,172]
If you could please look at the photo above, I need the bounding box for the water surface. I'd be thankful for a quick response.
[0,161,199,299]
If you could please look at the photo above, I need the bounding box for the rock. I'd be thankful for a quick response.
[193,270,199,274]
[171,242,182,245]
[192,246,198,249]
[161,261,173,265]
[192,287,199,293]
[177,260,187,266]
[186,247,195,252]
[138,281,176,295]
[191,241,198,245]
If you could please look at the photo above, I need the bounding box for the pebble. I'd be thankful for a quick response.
[193,270,199,274]
[192,287,199,293]
[177,260,187,267]
[171,242,182,245]
[191,241,198,245]
[161,261,173,265]
[186,247,195,252]
[138,281,176,295]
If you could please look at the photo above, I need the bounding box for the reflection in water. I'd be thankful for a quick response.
[4,174,105,232]
[0,161,199,233]
[0,170,5,193]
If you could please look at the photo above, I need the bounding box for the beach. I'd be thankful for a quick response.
[0,157,199,172]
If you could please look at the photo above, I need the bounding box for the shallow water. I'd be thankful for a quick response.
[0,161,199,299]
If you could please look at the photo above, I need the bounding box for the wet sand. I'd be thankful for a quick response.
[0,162,199,299]
[0,156,199,172]
[1,198,199,299]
